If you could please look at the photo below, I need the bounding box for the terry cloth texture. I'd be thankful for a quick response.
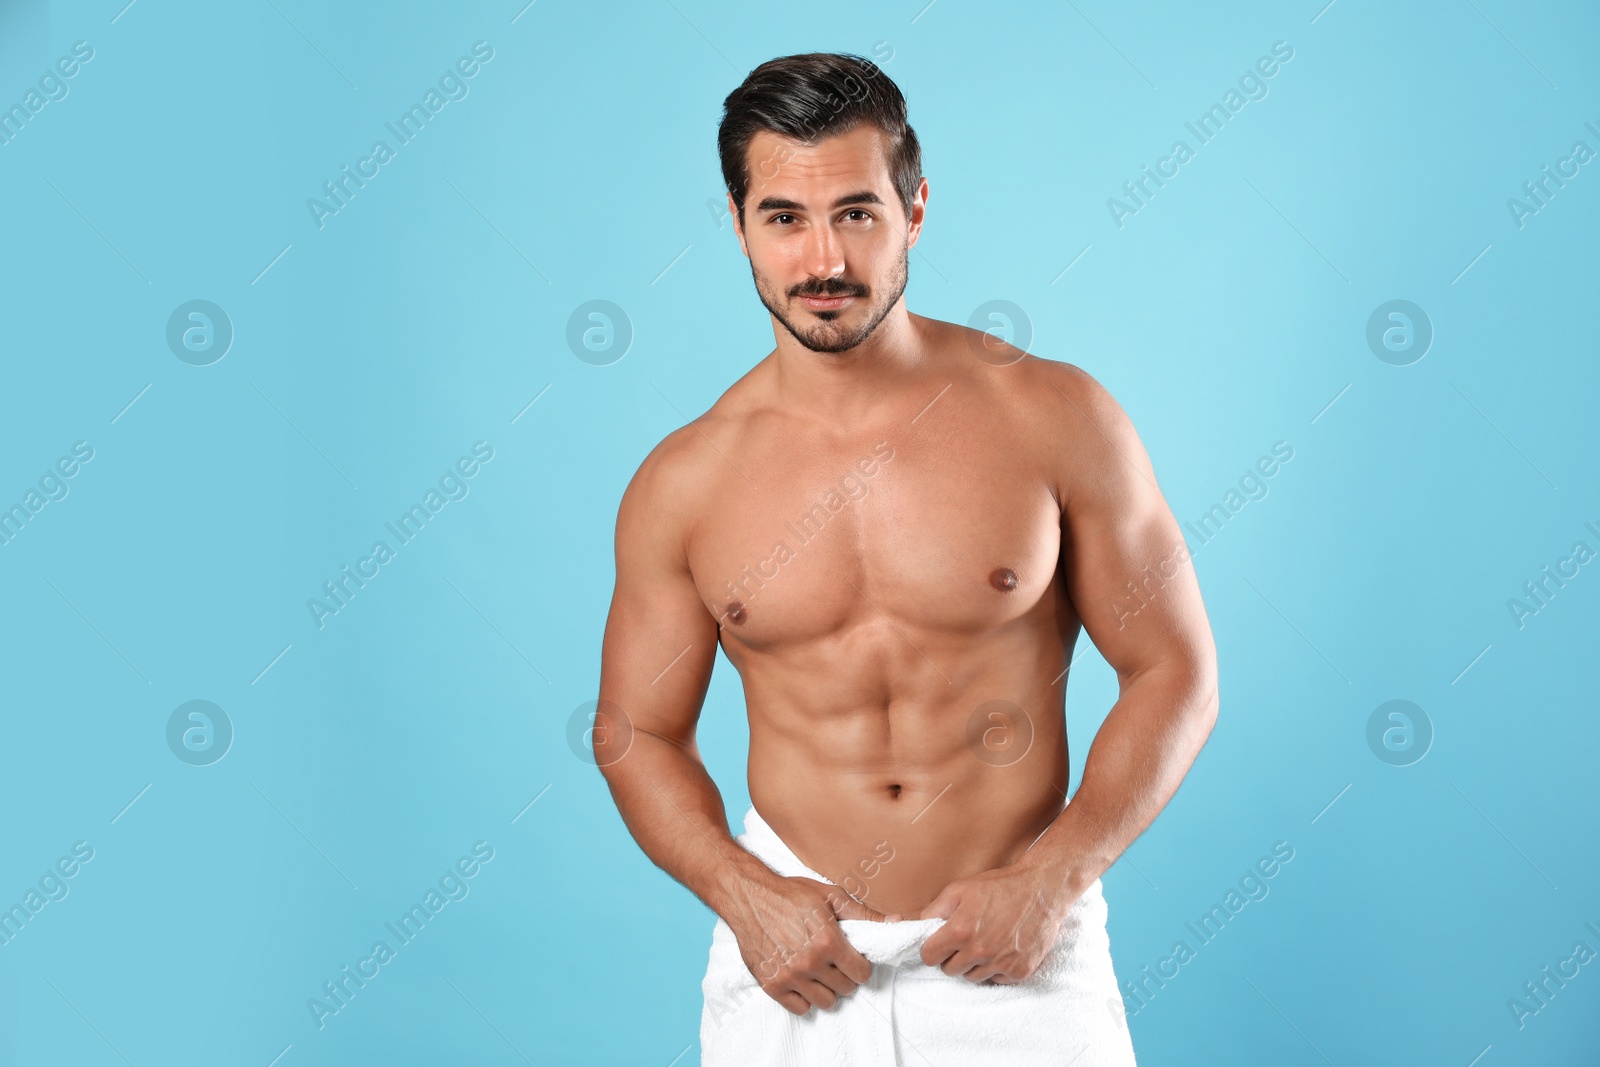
[699,804,1138,1065]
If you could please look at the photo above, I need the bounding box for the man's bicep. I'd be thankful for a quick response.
[598,453,720,750]
[1056,376,1214,683]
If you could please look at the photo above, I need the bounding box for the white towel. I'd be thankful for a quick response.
[700,805,1139,1066]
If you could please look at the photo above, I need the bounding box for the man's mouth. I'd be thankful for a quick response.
[797,293,857,311]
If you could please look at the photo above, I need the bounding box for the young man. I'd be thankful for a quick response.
[595,52,1217,1064]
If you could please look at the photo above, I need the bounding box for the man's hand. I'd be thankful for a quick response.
[724,874,897,1016]
[917,863,1076,984]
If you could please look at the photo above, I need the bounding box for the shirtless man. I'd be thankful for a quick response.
[595,52,1217,1052]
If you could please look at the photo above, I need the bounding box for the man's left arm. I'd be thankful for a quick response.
[919,361,1219,983]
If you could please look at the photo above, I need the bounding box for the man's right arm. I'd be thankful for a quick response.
[593,434,770,919]
[595,434,886,1016]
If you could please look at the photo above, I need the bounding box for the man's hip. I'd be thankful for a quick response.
[699,805,1138,1066]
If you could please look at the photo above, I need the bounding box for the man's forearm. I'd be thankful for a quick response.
[1018,661,1218,901]
[599,732,779,920]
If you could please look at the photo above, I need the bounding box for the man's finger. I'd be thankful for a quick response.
[827,890,889,923]
[832,898,888,922]
[917,883,960,921]
[826,937,874,985]
[919,917,964,967]
[813,962,860,1000]
[938,949,983,978]
[774,990,810,1016]
[922,932,964,970]
[793,976,838,1011]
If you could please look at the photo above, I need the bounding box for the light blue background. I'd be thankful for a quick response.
[2,0,1596,1064]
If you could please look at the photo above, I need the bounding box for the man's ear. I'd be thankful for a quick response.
[728,192,748,257]
[906,177,929,250]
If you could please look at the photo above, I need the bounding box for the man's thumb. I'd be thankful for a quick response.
[917,884,959,922]
[828,890,891,923]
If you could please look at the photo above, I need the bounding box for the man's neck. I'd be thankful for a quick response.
[768,309,933,426]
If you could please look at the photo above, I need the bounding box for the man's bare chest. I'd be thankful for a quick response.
[684,424,1063,648]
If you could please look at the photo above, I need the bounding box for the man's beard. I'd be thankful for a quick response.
[751,241,909,354]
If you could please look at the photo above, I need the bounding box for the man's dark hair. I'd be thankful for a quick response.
[717,52,922,226]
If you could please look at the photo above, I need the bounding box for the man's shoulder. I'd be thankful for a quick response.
[924,313,1112,410]
[964,351,1148,509]
[1014,352,1113,408]
[970,350,1130,446]
[624,420,715,515]
[621,360,771,513]
[1026,357,1158,517]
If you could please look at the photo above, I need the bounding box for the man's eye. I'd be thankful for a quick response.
[845,210,871,221]
[772,213,795,224]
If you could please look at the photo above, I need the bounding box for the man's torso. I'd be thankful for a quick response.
[671,317,1090,915]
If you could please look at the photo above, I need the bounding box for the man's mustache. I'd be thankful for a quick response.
[791,282,868,298]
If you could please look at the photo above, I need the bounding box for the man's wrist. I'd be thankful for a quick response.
[1013,813,1113,909]
[1015,847,1095,911]
[705,843,781,921]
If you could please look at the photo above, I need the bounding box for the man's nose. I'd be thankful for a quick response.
[801,222,845,280]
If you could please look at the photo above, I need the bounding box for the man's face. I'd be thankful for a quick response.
[732,124,925,354]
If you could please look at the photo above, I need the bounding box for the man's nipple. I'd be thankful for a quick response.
[724,600,748,625]
[989,567,1019,592]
